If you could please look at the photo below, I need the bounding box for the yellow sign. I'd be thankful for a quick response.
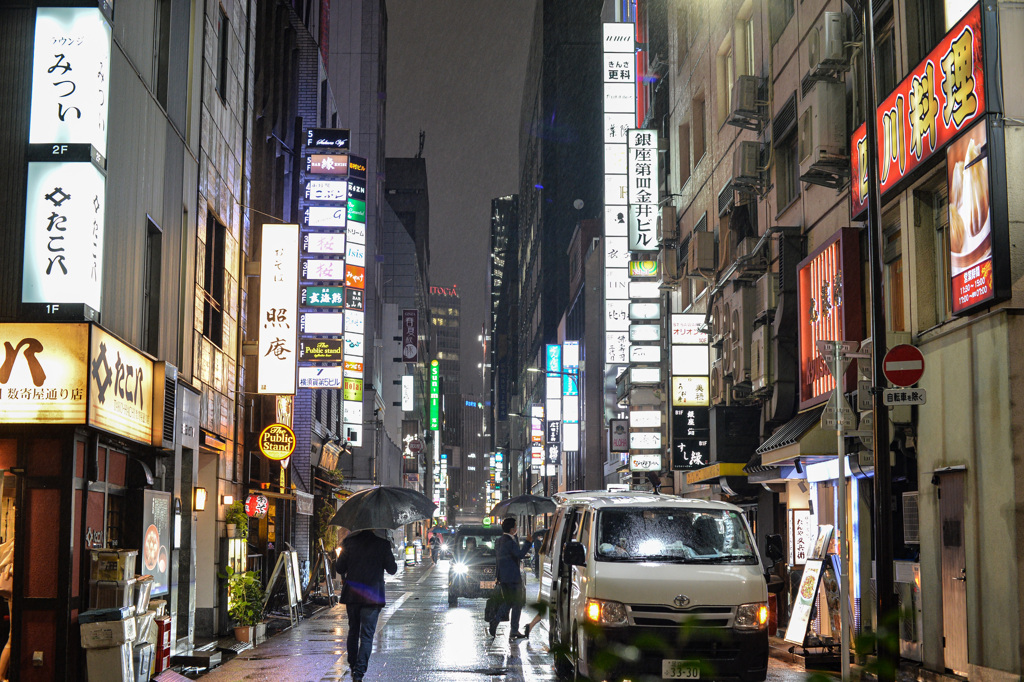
[259,423,296,461]
[88,326,155,444]
[686,462,747,485]
[0,323,89,424]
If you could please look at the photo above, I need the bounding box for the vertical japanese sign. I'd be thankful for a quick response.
[530,404,545,469]
[429,359,440,431]
[603,22,635,374]
[258,224,299,394]
[947,120,995,314]
[562,341,580,453]
[24,8,112,318]
[627,130,659,252]
[670,313,709,469]
[402,375,414,411]
[88,326,155,444]
[402,309,418,362]
[545,344,562,470]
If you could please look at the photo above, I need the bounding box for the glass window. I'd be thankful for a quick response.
[678,122,691,186]
[776,133,800,209]
[769,0,794,45]
[692,96,706,163]
[883,210,905,332]
[595,508,757,564]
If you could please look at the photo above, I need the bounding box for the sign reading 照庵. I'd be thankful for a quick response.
[258,224,299,394]
[258,423,296,461]
[88,326,155,444]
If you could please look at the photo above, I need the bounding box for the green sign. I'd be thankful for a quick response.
[481,517,492,527]
[347,198,366,223]
[429,359,440,430]
[301,286,345,307]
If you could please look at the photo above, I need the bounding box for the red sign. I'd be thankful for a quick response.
[876,4,985,197]
[883,344,925,387]
[402,309,419,362]
[850,123,868,219]
[306,154,349,175]
[947,120,994,314]
[245,493,269,518]
[408,439,423,454]
[345,264,365,289]
[797,228,863,409]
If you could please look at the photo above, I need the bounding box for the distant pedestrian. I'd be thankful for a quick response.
[336,529,399,682]
[489,517,530,639]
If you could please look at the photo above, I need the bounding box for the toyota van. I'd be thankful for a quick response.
[538,491,771,681]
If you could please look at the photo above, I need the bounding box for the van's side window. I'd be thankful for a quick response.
[541,509,562,556]
[577,511,592,552]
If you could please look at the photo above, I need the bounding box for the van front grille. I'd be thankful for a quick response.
[626,604,735,628]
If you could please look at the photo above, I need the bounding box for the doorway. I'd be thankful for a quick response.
[937,470,968,675]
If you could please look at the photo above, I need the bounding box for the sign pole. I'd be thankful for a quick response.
[832,344,851,682]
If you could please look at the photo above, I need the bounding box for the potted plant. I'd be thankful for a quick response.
[225,500,249,538]
[220,566,265,642]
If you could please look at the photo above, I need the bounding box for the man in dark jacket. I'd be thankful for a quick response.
[336,529,399,681]
[490,517,530,639]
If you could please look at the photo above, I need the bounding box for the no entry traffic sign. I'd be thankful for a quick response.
[883,344,925,387]
[408,439,424,454]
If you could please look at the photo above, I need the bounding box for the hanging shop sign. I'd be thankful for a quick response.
[306,154,349,175]
[672,376,709,407]
[88,326,155,444]
[347,199,366,224]
[852,3,987,219]
[302,259,345,281]
[348,154,367,180]
[402,309,419,362]
[344,287,364,311]
[300,312,344,335]
[245,493,269,518]
[301,286,345,307]
[258,423,296,460]
[671,406,711,471]
[346,241,365,267]
[0,322,89,424]
[258,224,299,394]
[306,128,350,150]
[345,264,365,289]
[299,339,343,362]
[609,419,629,452]
[629,453,661,472]
[297,365,342,389]
[402,375,414,411]
[346,220,366,244]
[343,377,363,402]
[303,232,346,255]
[797,228,863,410]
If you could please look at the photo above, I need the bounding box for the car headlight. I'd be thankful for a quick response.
[452,562,468,575]
[441,543,448,550]
[585,598,628,627]
[734,602,769,630]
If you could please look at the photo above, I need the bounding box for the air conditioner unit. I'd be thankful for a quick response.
[710,297,726,348]
[732,141,763,192]
[807,12,847,74]
[710,359,725,405]
[902,492,920,544]
[687,230,716,274]
[729,286,756,385]
[658,244,681,282]
[799,81,849,187]
[751,325,773,393]
[754,273,778,325]
[658,205,678,243]
[728,76,767,131]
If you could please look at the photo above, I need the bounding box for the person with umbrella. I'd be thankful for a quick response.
[489,516,531,640]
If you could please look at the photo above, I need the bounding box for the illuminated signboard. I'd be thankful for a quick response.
[672,345,710,376]
[343,360,364,378]
[797,228,863,409]
[628,129,659,252]
[88,326,155,444]
[344,400,361,423]
[343,333,364,358]
[347,178,366,201]
[402,310,419,362]
[306,128,350,149]
[0,323,88,424]
[22,161,106,315]
[346,241,365,267]
[672,376,710,407]
[301,286,345,307]
[258,424,296,461]
[629,453,661,472]
[344,309,364,335]
[429,360,440,430]
[671,314,709,344]
[258,224,299,394]
[343,377,363,402]
[303,232,346,254]
[629,301,660,320]
[345,264,365,289]
[402,375,414,411]
[29,8,111,156]
[630,432,661,450]
[306,154,349,175]
[299,339,343,362]
[300,312,344,335]
[672,406,710,471]
[304,206,346,228]
[344,287,364,311]
[628,260,658,277]
[850,123,869,219]
[302,259,345,281]
[347,199,366,223]
[305,180,347,202]
[629,345,661,363]
[298,365,342,389]
[348,154,367,179]
[630,410,661,428]
[347,221,366,244]
[629,280,660,298]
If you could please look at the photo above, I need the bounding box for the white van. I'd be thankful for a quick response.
[538,491,771,681]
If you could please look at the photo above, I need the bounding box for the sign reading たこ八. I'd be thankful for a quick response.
[88,326,155,444]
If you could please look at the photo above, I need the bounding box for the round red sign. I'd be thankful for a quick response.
[408,439,423,454]
[883,344,925,387]
[245,493,269,518]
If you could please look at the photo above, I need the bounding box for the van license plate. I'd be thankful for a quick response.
[480,581,496,590]
[662,661,700,679]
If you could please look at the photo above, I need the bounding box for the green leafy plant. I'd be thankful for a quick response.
[315,499,339,553]
[219,566,266,627]
[225,500,249,538]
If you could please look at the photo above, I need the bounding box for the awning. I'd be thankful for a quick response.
[755,404,836,467]
[686,462,747,485]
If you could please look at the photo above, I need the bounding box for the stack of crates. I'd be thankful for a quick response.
[153,616,172,673]
[89,550,138,610]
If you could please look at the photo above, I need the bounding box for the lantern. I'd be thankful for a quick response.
[245,493,269,518]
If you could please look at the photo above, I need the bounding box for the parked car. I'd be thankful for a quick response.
[447,525,504,607]
[539,491,780,682]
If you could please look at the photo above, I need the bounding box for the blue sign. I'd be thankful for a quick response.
[546,344,561,374]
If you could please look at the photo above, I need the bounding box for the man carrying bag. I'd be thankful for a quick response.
[487,517,530,639]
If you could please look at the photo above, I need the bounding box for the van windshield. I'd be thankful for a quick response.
[595,508,757,564]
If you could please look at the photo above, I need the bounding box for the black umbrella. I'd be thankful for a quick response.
[329,486,436,531]
[490,494,556,517]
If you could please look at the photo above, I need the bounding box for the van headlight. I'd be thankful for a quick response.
[585,598,628,627]
[452,562,468,575]
[734,602,769,630]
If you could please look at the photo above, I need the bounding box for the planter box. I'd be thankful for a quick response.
[233,625,253,643]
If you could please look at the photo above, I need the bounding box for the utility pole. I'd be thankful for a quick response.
[853,0,898,677]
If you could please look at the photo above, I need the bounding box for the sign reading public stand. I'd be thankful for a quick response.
[258,423,296,461]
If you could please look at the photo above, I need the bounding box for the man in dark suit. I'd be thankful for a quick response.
[490,516,530,639]
[336,529,399,682]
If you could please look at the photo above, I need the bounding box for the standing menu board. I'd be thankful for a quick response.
[784,525,834,645]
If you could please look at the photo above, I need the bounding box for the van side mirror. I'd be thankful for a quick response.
[563,540,586,567]
[766,574,785,594]
[765,534,784,563]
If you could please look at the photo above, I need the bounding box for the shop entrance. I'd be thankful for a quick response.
[0,470,16,680]
[937,470,968,675]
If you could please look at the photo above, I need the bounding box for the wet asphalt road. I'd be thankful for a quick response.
[199,559,815,682]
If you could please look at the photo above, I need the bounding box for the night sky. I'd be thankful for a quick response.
[385,1,536,397]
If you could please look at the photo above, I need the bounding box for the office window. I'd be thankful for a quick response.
[202,212,226,347]
[769,0,794,46]
[320,79,328,127]
[883,210,905,332]
[678,122,691,186]
[716,36,734,126]
[874,12,897,103]
[907,0,946,67]
[776,134,800,209]
[143,220,163,356]
[154,0,172,108]
[692,96,706,164]
[216,7,229,101]
[736,2,755,77]
[675,3,688,70]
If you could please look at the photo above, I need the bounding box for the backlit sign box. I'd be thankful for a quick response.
[429,360,440,430]
[343,333,364,358]
[672,376,710,407]
[22,161,106,315]
[629,345,661,363]
[305,180,347,202]
[630,410,661,428]
[302,259,345,281]
[630,432,662,450]
[672,345,710,376]
[306,154,349,175]
[347,178,366,200]
[304,206,346,228]
[88,326,154,444]
[298,365,342,389]
[302,286,345,307]
[303,232,345,255]
[306,128,350,149]
[29,8,111,157]
[797,228,863,409]
[346,242,365,267]
[344,309,364,335]
[344,360,364,378]
[347,199,366,223]
[344,287,364,311]
[343,377,363,402]
[347,221,366,244]
[300,312,343,335]
[0,323,88,424]
[629,302,660,320]
[402,375,414,411]
[299,339,343,362]
[402,310,419,362]
[671,314,709,344]
[348,155,368,180]
[258,224,299,394]
[345,265,365,289]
